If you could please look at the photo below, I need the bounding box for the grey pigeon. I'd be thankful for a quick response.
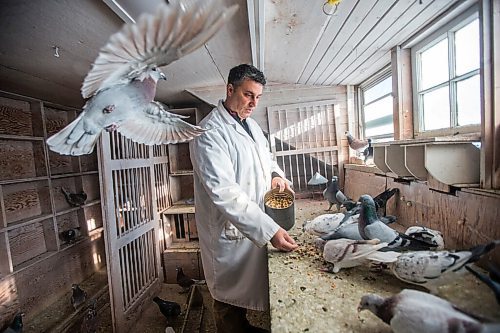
[358,288,500,333]
[61,187,87,206]
[322,176,350,211]
[1,313,23,333]
[372,188,398,217]
[358,194,437,251]
[389,241,499,294]
[345,131,369,152]
[362,138,373,163]
[466,264,500,306]
[314,238,399,273]
[307,172,328,185]
[59,227,82,244]
[404,226,445,250]
[46,0,238,155]
[80,299,98,333]
[71,284,87,311]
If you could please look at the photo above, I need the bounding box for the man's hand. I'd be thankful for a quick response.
[271,176,294,194]
[270,228,298,252]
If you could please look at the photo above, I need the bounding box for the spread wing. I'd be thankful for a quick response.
[116,101,206,145]
[81,0,238,98]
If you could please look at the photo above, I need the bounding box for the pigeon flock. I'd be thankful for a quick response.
[301,181,500,332]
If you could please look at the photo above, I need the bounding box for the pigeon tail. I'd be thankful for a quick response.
[466,240,499,264]
[366,250,400,263]
[46,114,100,155]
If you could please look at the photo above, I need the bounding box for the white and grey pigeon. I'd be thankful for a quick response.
[358,194,437,251]
[46,0,238,155]
[302,213,358,237]
[358,288,500,333]
[314,238,400,273]
[405,226,445,250]
[322,176,352,211]
[389,241,499,294]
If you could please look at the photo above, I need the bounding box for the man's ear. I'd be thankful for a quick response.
[227,83,234,97]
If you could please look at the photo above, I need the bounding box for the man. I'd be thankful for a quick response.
[190,64,298,332]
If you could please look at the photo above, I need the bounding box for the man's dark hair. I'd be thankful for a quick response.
[228,64,266,87]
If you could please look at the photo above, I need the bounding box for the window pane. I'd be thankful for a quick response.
[421,38,449,90]
[364,96,393,137]
[455,19,479,76]
[422,86,450,130]
[457,74,480,126]
[364,76,392,104]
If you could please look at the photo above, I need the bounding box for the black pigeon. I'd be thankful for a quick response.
[59,227,81,244]
[362,138,373,163]
[323,176,351,211]
[373,188,399,216]
[153,296,182,319]
[2,313,24,333]
[61,187,87,207]
[71,284,87,311]
[466,264,500,306]
[176,267,204,292]
[345,131,369,152]
[80,299,98,333]
[358,194,437,251]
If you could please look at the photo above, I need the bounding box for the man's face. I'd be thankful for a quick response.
[225,78,263,119]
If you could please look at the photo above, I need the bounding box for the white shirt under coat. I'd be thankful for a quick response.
[190,100,285,311]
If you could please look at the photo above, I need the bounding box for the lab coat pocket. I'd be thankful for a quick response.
[223,221,245,240]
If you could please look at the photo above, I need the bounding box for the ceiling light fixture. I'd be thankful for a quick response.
[323,0,342,16]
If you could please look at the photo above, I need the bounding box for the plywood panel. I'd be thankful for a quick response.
[9,221,48,267]
[0,97,32,136]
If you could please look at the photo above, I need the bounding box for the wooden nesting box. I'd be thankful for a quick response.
[162,245,204,284]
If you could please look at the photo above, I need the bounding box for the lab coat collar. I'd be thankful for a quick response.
[217,100,254,141]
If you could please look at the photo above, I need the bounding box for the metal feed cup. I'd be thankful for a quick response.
[264,188,295,231]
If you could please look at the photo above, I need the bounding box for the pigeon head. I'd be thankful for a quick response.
[314,237,327,251]
[149,67,167,82]
[357,294,384,313]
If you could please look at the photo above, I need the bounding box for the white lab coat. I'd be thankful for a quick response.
[190,100,284,311]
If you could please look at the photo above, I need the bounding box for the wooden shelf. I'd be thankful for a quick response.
[170,170,194,176]
[0,176,49,185]
[0,134,45,141]
[163,203,195,214]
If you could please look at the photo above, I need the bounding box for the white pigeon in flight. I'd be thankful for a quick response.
[47,0,238,155]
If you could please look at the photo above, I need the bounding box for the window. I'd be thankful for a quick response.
[359,69,394,141]
[412,8,480,135]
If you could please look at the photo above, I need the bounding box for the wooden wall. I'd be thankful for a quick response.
[344,165,500,266]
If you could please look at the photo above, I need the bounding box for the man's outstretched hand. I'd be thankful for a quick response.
[270,228,298,251]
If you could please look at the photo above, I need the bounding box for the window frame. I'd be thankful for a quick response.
[411,4,481,138]
[358,66,394,141]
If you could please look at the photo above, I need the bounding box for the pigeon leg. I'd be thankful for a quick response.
[103,105,115,113]
[326,202,333,211]
[105,123,118,132]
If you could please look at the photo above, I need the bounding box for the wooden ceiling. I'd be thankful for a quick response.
[0,0,472,109]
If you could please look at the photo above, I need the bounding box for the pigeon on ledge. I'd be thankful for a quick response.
[345,131,369,152]
[46,0,238,155]
[358,289,500,333]
[59,227,82,244]
[61,187,87,207]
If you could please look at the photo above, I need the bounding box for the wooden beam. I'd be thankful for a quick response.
[391,46,414,140]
